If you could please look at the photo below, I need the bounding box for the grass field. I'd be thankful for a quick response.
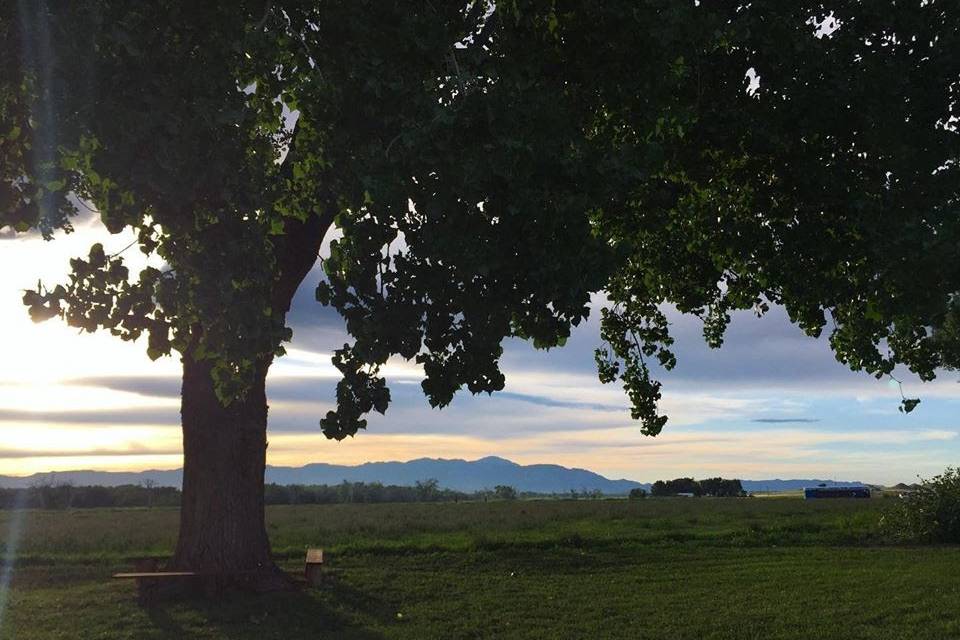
[2,498,959,639]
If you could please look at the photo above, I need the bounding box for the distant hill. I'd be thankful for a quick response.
[0,469,184,490]
[0,456,646,494]
[0,457,866,495]
[264,456,649,494]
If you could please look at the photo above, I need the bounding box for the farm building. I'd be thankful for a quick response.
[803,487,871,499]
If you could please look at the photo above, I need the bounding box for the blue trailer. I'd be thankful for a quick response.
[803,486,871,499]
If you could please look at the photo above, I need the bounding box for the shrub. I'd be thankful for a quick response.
[881,468,960,543]
[629,488,648,499]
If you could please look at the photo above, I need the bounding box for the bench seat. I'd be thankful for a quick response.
[113,572,199,579]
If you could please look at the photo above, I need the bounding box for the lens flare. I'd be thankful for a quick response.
[0,491,27,631]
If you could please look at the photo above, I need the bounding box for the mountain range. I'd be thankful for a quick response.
[0,456,865,494]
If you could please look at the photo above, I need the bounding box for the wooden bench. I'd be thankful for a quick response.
[113,569,201,602]
[114,571,199,579]
[113,548,326,600]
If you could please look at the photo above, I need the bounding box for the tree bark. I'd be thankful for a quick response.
[169,355,291,593]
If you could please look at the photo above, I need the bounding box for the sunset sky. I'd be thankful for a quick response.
[1,210,958,485]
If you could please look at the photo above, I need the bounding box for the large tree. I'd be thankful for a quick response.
[2,1,958,589]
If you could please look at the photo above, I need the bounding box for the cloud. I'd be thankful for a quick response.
[1,416,956,485]
[751,418,820,424]
[485,391,624,412]
[65,376,181,399]
[47,370,794,437]
[0,407,179,426]
[501,425,960,483]
[0,446,180,459]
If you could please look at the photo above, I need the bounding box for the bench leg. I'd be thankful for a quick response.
[305,565,324,587]
[136,577,160,605]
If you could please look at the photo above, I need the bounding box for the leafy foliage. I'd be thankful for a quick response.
[651,477,702,497]
[649,477,745,497]
[699,477,747,498]
[2,1,958,438]
[882,468,960,544]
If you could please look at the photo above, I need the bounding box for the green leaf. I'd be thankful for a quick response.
[899,398,921,414]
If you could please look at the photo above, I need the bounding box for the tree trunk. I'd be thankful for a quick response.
[169,355,291,593]
[165,203,332,595]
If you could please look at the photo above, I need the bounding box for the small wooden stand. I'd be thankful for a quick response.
[304,548,324,586]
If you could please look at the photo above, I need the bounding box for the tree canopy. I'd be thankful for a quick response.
[4,0,959,437]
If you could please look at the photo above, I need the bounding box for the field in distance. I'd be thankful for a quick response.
[3,498,959,639]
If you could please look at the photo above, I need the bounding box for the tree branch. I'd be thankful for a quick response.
[269,119,336,312]
[253,1,273,33]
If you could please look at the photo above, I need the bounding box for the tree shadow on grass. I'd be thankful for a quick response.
[142,580,392,640]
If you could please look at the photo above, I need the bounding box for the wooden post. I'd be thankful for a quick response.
[305,548,324,586]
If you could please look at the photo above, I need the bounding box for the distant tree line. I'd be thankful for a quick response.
[266,481,533,504]
[645,477,746,497]
[0,482,180,510]
[563,488,605,500]
[263,479,472,504]
[0,479,535,510]
[0,478,663,510]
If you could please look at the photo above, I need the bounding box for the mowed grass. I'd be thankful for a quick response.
[2,498,959,639]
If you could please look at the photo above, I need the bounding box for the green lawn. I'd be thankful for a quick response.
[2,498,958,639]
